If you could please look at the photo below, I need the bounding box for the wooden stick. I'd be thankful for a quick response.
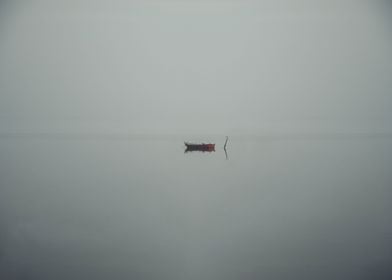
[224,136,228,150]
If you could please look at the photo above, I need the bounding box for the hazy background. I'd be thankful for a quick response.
[1,1,392,280]
[0,0,391,135]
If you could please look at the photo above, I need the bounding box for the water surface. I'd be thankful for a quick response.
[0,134,391,280]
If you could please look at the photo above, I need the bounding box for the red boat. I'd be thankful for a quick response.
[185,142,215,152]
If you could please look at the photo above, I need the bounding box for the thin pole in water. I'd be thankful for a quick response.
[224,136,229,160]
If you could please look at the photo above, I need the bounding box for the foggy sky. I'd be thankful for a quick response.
[1,0,391,134]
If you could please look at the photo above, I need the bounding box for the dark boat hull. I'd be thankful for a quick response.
[185,143,215,152]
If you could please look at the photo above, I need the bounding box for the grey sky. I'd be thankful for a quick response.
[1,0,391,134]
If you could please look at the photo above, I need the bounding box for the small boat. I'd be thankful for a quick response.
[185,142,215,152]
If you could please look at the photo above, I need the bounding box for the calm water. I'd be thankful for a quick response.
[0,134,391,280]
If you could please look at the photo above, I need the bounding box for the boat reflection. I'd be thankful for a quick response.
[184,137,228,159]
[184,143,215,153]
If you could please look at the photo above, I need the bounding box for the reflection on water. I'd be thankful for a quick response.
[0,134,392,280]
[184,143,216,153]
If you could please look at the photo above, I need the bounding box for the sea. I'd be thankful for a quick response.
[0,134,391,280]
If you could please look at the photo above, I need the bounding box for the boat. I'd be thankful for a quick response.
[184,142,215,152]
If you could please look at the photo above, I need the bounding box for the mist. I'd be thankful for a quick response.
[1,1,392,280]
[1,0,391,135]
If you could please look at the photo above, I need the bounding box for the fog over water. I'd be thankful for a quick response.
[0,1,392,279]
[1,135,392,280]
[1,0,392,134]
